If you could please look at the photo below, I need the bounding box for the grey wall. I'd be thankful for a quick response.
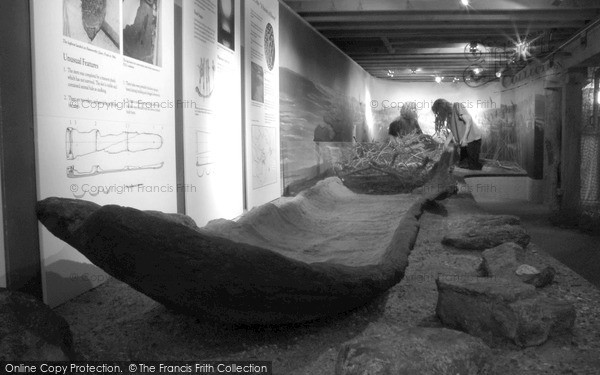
[0,0,42,297]
[0,85,5,289]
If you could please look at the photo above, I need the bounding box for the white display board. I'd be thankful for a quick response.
[182,0,244,226]
[244,0,280,208]
[31,0,177,306]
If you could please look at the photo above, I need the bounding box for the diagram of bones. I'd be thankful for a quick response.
[65,127,164,178]
[195,57,216,98]
[67,162,164,178]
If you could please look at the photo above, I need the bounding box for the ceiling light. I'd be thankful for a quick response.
[469,42,479,53]
[515,41,530,60]
[461,0,469,6]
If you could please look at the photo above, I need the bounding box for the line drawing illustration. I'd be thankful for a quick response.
[195,57,216,98]
[66,127,163,160]
[196,129,216,177]
[66,162,164,178]
[252,125,277,188]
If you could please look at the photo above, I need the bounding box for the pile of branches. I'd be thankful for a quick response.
[335,132,444,189]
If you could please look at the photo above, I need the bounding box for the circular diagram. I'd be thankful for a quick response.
[264,23,275,71]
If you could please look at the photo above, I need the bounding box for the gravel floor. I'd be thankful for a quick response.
[54,192,600,374]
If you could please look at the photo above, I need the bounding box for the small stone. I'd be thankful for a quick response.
[521,266,556,288]
[516,264,540,276]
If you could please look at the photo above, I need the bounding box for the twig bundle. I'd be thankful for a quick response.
[335,132,444,189]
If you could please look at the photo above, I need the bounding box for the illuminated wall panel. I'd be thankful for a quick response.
[182,0,244,225]
[31,0,177,306]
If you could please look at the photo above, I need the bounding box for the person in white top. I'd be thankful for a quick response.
[432,98,483,170]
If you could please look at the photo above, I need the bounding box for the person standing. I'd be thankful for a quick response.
[432,98,483,170]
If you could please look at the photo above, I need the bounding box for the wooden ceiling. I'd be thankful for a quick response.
[282,0,600,83]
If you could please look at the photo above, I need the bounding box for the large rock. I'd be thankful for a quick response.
[335,325,491,375]
[37,178,456,325]
[0,288,74,360]
[442,215,530,250]
[479,243,555,287]
[479,242,523,277]
[436,277,575,347]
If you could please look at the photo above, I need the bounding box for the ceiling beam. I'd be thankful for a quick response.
[313,21,586,31]
[284,0,600,13]
[301,9,600,23]
[381,37,395,54]
[328,30,577,40]
[319,28,578,38]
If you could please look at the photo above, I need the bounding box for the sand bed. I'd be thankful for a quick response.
[204,178,415,267]
[54,192,600,374]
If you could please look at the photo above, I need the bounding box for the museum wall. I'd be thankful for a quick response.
[579,68,600,216]
[279,2,374,194]
[499,77,546,179]
[370,79,502,144]
[495,60,565,203]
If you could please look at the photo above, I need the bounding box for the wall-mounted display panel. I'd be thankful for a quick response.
[31,0,177,306]
[182,0,243,226]
[244,0,280,208]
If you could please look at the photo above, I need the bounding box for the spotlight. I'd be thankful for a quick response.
[469,41,479,54]
[515,41,530,60]
[496,71,502,78]
[461,0,469,6]
[435,76,443,84]
[473,68,482,75]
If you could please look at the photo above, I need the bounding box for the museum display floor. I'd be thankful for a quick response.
[479,200,600,289]
[53,190,600,374]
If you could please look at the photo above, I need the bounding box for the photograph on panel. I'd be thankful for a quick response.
[251,61,264,103]
[217,0,235,51]
[123,0,161,66]
[63,0,120,53]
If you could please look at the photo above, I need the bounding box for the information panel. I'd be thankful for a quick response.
[244,0,280,208]
[182,0,243,226]
[31,0,177,306]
